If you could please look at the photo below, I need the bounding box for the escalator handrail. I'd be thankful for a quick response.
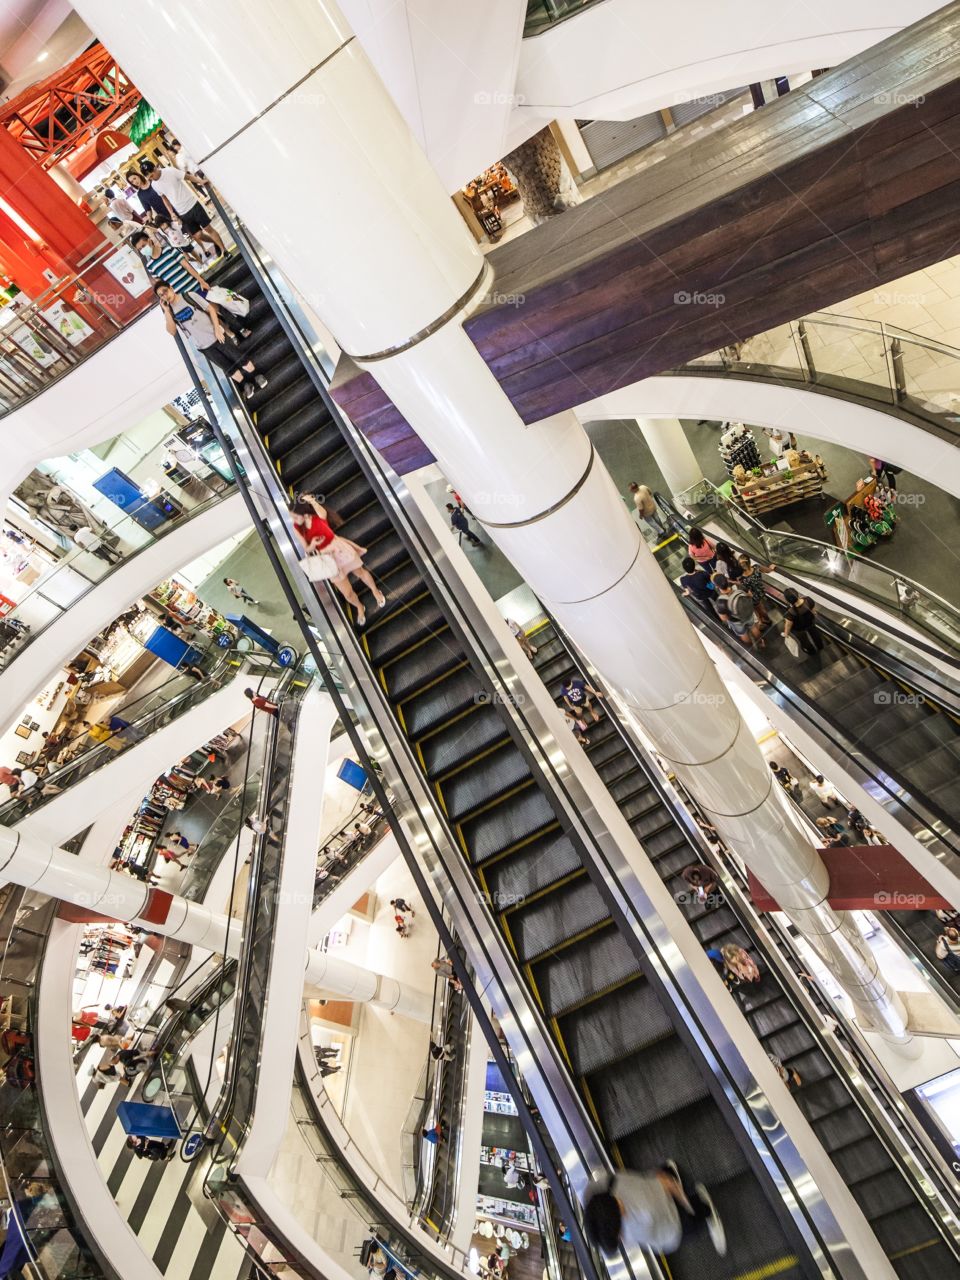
[198,209,878,1275]
[542,609,960,1253]
[655,482,960,671]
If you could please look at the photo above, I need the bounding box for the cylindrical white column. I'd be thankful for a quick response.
[637,418,703,499]
[71,0,910,1048]
[0,829,431,1018]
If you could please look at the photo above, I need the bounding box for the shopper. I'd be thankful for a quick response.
[713,575,765,648]
[584,1165,725,1258]
[132,228,211,298]
[446,502,483,547]
[686,527,716,569]
[244,688,280,717]
[815,816,851,846]
[869,458,901,491]
[156,283,267,401]
[713,542,743,581]
[935,927,960,974]
[769,761,801,798]
[149,162,225,259]
[737,554,776,627]
[782,588,824,654]
[430,1041,455,1062]
[125,169,173,227]
[506,618,538,659]
[563,707,590,744]
[105,187,139,222]
[679,863,720,906]
[390,898,415,917]
[319,1061,341,1078]
[155,846,188,869]
[810,775,840,807]
[291,495,384,626]
[70,524,121,565]
[721,943,761,986]
[628,482,666,539]
[847,807,868,837]
[679,557,716,614]
[223,577,258,605]
[560,675,603,723]
[165,831,196,853]
[421,1122,447,1145]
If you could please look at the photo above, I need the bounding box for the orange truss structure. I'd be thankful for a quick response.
[0,42,141,168]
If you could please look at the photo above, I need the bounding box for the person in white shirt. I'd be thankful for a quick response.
[809,774,840,807]
[585,1165,725,1258]
[105,188,139,222]
[151,165,225,259]
[506,618,538,659]
[628,481,666,538]
[171,138,204,179]
[70,524,121,565]
[106,214,146,243]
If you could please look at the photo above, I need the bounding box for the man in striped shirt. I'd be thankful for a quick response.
[132,229,207,296]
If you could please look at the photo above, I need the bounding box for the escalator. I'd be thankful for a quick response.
[530,618,960,1277]
[200,250,821,1280]
[0,648,257,827]
[654,497,960,849]
[419,977,469,1240]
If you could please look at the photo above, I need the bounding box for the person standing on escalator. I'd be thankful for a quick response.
[584,1165,726,1259]
[291,496,385,627]
[156,283,267,402]
[781,588,824,654]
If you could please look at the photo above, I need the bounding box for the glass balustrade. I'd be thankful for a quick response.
[524,0,608,35]
[676,310,960,441]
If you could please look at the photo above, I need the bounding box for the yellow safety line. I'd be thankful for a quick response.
[888,1238,941,1260]
[530,917,609,959]
[362,590,430,639]
[556,971,639,1019]
[455,778,536,825]
[414,702,485,747]
[502,868,585,914]
[652,532,679,552]
[433,739,509,786]
[377,624,451,671]
[477,821,561,870]
[394,659,469,703]
[728,1257,800,1280]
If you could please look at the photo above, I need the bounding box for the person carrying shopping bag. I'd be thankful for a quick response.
[291,495,384,625]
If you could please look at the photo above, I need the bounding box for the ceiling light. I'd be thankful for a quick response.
[36,50,49,62]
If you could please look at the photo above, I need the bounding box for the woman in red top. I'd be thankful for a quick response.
[291,496,384,625]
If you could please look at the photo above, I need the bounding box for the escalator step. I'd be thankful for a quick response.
[884,716,957,764]
[299,469,371,519]
[250,355,311,412]
[908,744,960,793]
[247,324,293,372]
[588,1033,709,1139]
[636,825,689,858]
[607,768,651,806]
[845,1168,917,1220]
[748,996,805,1041]
[828,1134,900,1188]
[889,1240,956,1279]
[362,536,409,581]
[927,776,960,821]
[212,257,251,290]
[402,666,484,738]
[365,597,445,666]
[264,400,337,458]
[617,1098,749,1189]
[509,875,609,963]
[462,784,557,865]
[278,435,354,489]
[662,1172,797,1280]
[871,1204,951,1263]
[587,734,631,770]
[812,1102,873,1151]
[440,743,532,823]
[689,908,743,947]
[558,977,674,1076]
[419,705,510,778]
[383,631,461,700]
[482,830,581,905]
[792,1074,854,1124]
[795,652,871,699]
[338,504,394,548]
[762,1021,817,1065]
[531,924,638,1018]
[594,752,633,786]
[367,560,428,614]
[257,371,323,437]
[655,845,699,880]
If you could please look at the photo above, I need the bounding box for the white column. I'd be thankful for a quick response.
[71,0,911,1049]
[0,828,431,1019]
[636,417,703,499]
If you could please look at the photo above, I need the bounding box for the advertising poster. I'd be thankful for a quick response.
[102,244,152,298]
[41,299,95,346]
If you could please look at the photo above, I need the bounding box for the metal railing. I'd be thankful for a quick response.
[676,309,960,443]
[524,0,608,35]
[666,476,960,659]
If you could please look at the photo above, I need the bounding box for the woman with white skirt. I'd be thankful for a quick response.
[291,496,384,625]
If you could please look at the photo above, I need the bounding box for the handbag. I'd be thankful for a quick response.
[783,633,801,658]
[204,285,250,317]
[304,549,339,581]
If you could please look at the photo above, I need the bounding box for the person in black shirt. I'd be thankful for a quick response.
[446,503,482,546]
[679,557,715,614]
[782,588,824,653]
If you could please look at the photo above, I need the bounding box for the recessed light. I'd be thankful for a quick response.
[36,50,49,62]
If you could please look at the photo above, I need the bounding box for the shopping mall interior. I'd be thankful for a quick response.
[2,2,960,1279]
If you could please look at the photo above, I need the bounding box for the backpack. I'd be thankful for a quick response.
[728,586,754,623]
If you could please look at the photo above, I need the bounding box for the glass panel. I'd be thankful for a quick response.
[524,0,609,35]
[737,321,806,379]
[801,317,893,399]
[895,332,960,432]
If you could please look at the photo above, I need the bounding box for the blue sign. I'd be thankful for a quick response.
[278,645,297,667]
[216,632,233,648]
[181,1131,205,1160]
[93,467,170,531]
[116,1101,181,1139]
[337,759,368,792]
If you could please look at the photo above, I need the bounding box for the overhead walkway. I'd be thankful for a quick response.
[170,227,912,1280]
[0,490,247,733]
